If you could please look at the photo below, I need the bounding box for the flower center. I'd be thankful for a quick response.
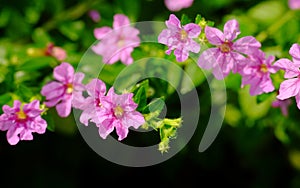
[114,105,124,118]
[260,64,268,73]
[66,83,73,94]
[180,29,188,41]
[16,110,27,120]
[219,41,231,53]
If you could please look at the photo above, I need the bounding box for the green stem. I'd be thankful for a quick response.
[42,0,100,31]
[256,10,295,43]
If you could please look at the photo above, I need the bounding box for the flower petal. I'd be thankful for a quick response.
[7,126,23,145]
[56,97,72,117]
[223,19,240,41]
[233,36,261,55]
[166,14,181,29]
[98,118,115,139]
[113,14,130,29]
[53,62,74,84]
[205,26,224,45]
[277,78,300,100]
[94,27,113,40]
[184,23,201,38]
[198,48,219,70]
[274,58,300,78]
[115,121,128,141]
[289,43,300,65]
[122,111,145,129]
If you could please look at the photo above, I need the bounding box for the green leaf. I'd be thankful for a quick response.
[32,28,51,46]
[43,113,55,132]
[15,84,34,102]
[143,97,165,114]
[59,21,85,41]
[116,0,140,22]
[18,56,54,71]
[181,14,191,25]
[195,14,203,25]
[133,85,147,112]
[248,1,285,24]
[0,93,12,106]
[256,92,274,104]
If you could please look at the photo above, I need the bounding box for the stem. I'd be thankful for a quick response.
[256,10,295,43]
[42,0,100,31]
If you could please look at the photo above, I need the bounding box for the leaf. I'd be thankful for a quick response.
[18,56,55,71]
[180,14,191,25]
[143,97,165,114]
[43,113,55,132]
[248,1,285,24]
[133,85,147,112]
[195,14,203,25]
[0,93,12,106]
[116,0,140,21]
[32,28,51,46]
[59,21,85,41]
[256,92,274,104]
[15,84,34,102]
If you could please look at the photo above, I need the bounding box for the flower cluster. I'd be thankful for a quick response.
[158,14,300,116]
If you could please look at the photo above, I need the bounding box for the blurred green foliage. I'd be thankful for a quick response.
[1,0,300,187]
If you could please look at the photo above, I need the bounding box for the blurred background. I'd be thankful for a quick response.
[1,0,300,187]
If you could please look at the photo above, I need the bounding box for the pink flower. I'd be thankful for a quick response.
[0,100,47,145]
[88,10,101,23]
[241,50,278,96]
[198,19,261,80]
[274,44,300,109]
[96,88,145,141]
[164,0,194,11]
[41,62,85,117]
[272,98,292,117]
[79,79,106,126]
[45,43,67,61]
[158,14,201,62]
[92,14,140,65]
[289,0,300,9]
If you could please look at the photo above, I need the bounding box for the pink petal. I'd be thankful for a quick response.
[98,118,115,139]
[34,117,47,134]
[120,47,134,65]
[41,81,65,101]
[277,78,300,100]
[115,121,128,141]
[289,43,300,64]
[7,126,23,145]
[274,58,299,78]
[198,48,219,70]
[223,19,240,41]
[289,0,300,9]
[73,72,85,91]
[174,48,189,62]
[166,14,181,29]
[233,36,261,55]
[183,23,201,38]
[205,26,224,46]
[56,97,72,117]
[186,40,200,53]
[3,100,21,114]
[94,27,113,40]
[113,14,130,29]
[86,78,107,98]
[23,100,42,117]
[122,111,145,129]
[164,0,194,11]
[53,62,74,84]
[19,129,33,141]
[295,93,300,109]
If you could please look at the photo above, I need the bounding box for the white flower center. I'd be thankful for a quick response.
[260,64,268,73]
[179,29,188,41]
[66,83,73,94]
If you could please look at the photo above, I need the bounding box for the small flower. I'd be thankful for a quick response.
[241,50,278,96]
[274,43,300,109]
[41,62,85,117]
[158,14,201,62]
[272,98,292,117]
[88,10,101,23]
[0,100,47,145]
[198,19,261,80]
[79,78,106,126]
[96,88,145,141]
[45,43,67,61]
[164,0,194,12]
[288,0,300,10]
[92,14,140,65]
